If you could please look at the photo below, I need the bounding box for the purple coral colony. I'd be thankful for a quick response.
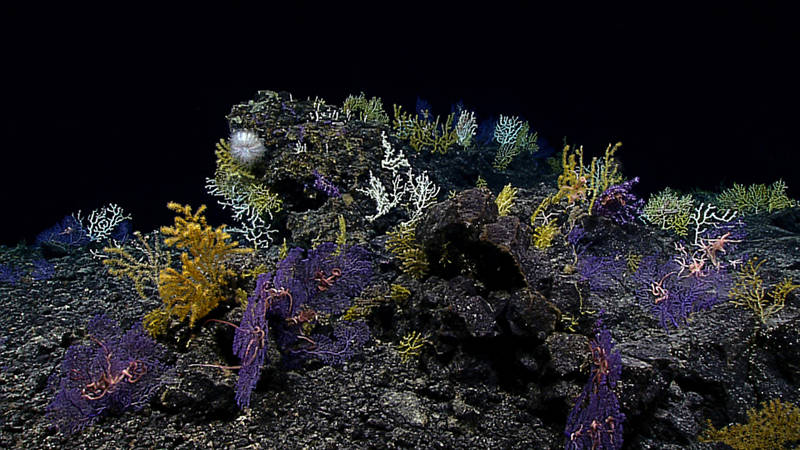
[2,90,797,449]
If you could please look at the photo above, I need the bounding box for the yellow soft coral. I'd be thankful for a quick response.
[146,203,251,336]
[699,399,800,449]
[495,184,518,217]
[386,223,429,279]
[729,257,800,324]
[102,231,171,301]
[392,104,458,154]
[396,331,432,363]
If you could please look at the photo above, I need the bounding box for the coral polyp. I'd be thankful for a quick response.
[229,129,266,166]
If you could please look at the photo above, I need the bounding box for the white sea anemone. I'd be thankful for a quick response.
[229,129,266,166]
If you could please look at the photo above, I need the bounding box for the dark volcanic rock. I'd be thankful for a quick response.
[416,188,560,338]
[545,332,589,377]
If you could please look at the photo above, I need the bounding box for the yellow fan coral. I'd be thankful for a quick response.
[699,398,800,449]
[145,202,252,336]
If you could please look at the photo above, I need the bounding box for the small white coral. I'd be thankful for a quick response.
[455,110,477,147]
[229,129,266,166]
[75,203,132,243]
[494,115,524,147]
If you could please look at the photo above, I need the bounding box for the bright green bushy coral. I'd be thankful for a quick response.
[716,180,796,215]
[342,92,389,123]
[699,398,800,449]
[212,139,257,193]
[641,188,694,236]
[392,104,458,154]
[212,139,282,215]
[492,120,539,170]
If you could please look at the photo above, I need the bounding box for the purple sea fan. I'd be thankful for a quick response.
[237,243,373,377]
[46,315,170,435]
[263,243,372,317]
[298,320,370,365]
[577,255,626,293]
[110,219,133,244]
[229,129,266,166]
[0,264,23,285]
[632,256,729,331]
[232,294,269,408]
[594,177,644,225]
[35,215,90,250]
[564,318,625,450]
[267,247,308,318]
[302,243,373,315]
[567,226,588,249]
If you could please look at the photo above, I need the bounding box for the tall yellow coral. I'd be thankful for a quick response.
[699,399,800,449]
[392,104,458,154]
[102,231,171,301]
[396,331,432,363]
[729,257,800,325]
[146,202,252,336]
[556,142,623,214]
[386,223,429,279]
[495,184,518,217]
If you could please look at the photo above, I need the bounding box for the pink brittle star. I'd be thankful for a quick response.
[600,191,627,207]
[295,334,318,351]
[685,257,707,278]
[192,319,267,371]
[241,325,266,366]
[80,338,146,401]
[195,282,294,371]
[699,232,741,268]
[679,252,708,279]
[570,424,584,442]
[605,415,618,445]
[673,242,709,279]
[286,308,317,326]
[650,272,676,304]
[314,268,342,292]
[266,286,294,316]
[590,342,611,393]
[286,309,320,348]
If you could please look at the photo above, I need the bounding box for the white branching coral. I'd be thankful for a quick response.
[455,110,477,147]
[404,170,440,224]
[359,134,440,224]
[358,170,405,222]
[688,203,737,246]
[379,132,410,176]
[75,203,132,243]
[494,115,524,148]
[205,178,277,250]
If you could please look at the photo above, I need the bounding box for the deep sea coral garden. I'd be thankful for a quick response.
[2,90,799,448]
